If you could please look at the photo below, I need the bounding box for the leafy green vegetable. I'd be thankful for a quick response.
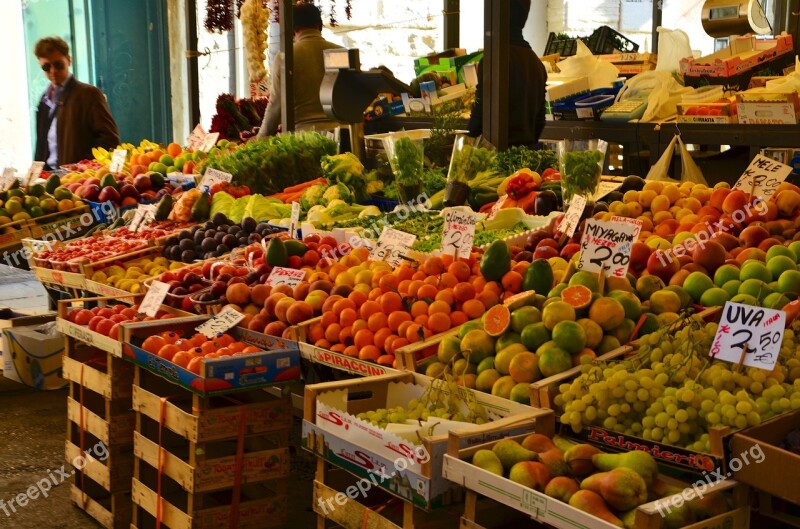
[321,153,367,201]
[491,147,558,176]
[447,144,495,184]
[204,132,336,194]
[389,137,424,186]
[561,150,604,202]
[210,191,236,218]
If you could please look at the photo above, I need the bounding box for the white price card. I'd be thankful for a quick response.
[290,202,300,239]
[559,195,587,238]
[199,167,233,191]
[187,124,206,150]
[710,302,785,371]
[732,154,793,200]
[139,280,170,317]
[130,204,157,233]
[369,228,416,267]
[441,208,478,258]
[264,267,306,287]
[26,162,45,186]
[196,306,245,338]
[578,218,641,277]
[0,168,16,191]
[197,132,220,153]
[109,149,128,173]
[591,181,622,202]
[487,195,507,220]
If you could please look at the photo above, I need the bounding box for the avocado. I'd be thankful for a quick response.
[150,172,166,190]
[27,184,45,197]
[284,239,308,257]
[45,174,60,194]
[480,240,511,282]
[100,173,117,190]
[190,192,211,221]
[523,259,554,295]
[154,194,173,221]
[266,238,289,267]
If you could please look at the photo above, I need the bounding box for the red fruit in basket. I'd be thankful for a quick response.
[181,296,194,312]
[210,281,227,298]
[112,304,127,314]
[201,261,214,279]
[172,286,188,296]
[108,324,120,340]
[72,309,93,325]
[184,272,202,286]
[188,283,205,294]
[160,313,173,320]
[167,280,181,292]
[121,308,138,319]
[88,316,105,332]
[109,314,127,324]
[91,306,102,315]
[96,319,115,337]
[160,271,176,283]
[228,277,246,286]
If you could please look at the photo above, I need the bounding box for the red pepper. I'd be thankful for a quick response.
[541,168,561,182]
[506,171,537,199]
[516,191,537,214]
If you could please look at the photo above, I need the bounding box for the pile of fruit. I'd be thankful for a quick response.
[65,303,176,340]
[0,181,81,226]
[139,330,267,375]
[33,235,149,271]
[87,255,184,294]
[469,436,730,529]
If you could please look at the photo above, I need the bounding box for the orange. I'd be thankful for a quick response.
[422,256,445,276]
[380,292,403,314]
[477,289,500,309]
[339,326,354,345]
[216,334,235,347]
[373,328,393,349]
[396,264,415,282]
[440,272,458,288]
[171,351,193,368]
[156,344,180,361]
[149,149,164,161]
[512,261,530,276]
[352,319,369,334]
[166,142,182,157]
[216,348,232,357]
[343,345,358,358]
[501,271,523,293]
[428,300,452,315]
[384,335,399,354]
[321,311,338,327]
[142,336,167,355]
[359,345,381,361]
[397,280,412,296]
[388,338,409,355]
[387,311,411,332]
[377,355,395,367]
[333,298,357,315]
[423,275,439,286]
[483,304,511,337]
[314,339,332,349]
[325,323,342,343]
[448,261,471,282]
[435,289,455,306]
[411,271,427,281]
[397,320,414,340]
[379,274,398,291]
[416,284,438,301]
[405,323,424,343]
[367,312,388,332]
[427,312,451,333]
[174,339,193,351]
[471,276,487,292]
[453,282,476,303]
[450,310,468,327]
[229,341,246,353]
[440,254,454,268]
[407,280,424,299]
[462,299,486,320]
[368,288,382,301]
[348,290,367,307]
[189,333,208,347]
[414,314,428,327]
[561,285,593,310]
[330,344,346,353]
[483,281,502,295]
[242,346,262,354]
[410,300,430,318]
[160,331,180,344]
[200,341,217,356]
[354,329,375,350]
[339,308,358,329]
[359,300,381,320]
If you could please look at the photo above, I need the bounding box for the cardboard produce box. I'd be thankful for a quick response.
[736,91,800,125]
[2,314,66,390]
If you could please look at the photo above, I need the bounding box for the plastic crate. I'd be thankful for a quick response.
[545,26,639,57]
[544,32,584,57]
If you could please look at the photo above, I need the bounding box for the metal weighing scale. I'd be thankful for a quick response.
[319,48,411,160]
[701,0,772,37]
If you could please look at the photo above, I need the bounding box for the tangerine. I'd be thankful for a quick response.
[348,290,367,306]
[379,274,399,291]
[416,284,438,301]
[172,351,194,368]
[330,344,346,353]
[561,285,593,310]
[414,314,428,327]
[352,319,369,334]
[435,289,455,306]
[387,311,411,331]
[440,272,458,288]
[405,323,424,343]
[359,345,382,361]
[333,298,357,315]
[453,282,476,303]
[407,280,424,298]
[397,320,414,339]
[483,305,511,337]
[325,323,342,343]
[462,299,486,319]
[321,311,338,327]
[160,331,180,344]
[422,256,445,276]
[143,336,167,355]
[376,355,396,367]
[373,328,393,349]
[380,292,403,313]
[450,310,469,327]
[448,261,471,282]
[367,312,389,332]
[157,344,180,360]
[339,308,358,328]
[359,300,382,320]
[410,300,430,318]
[428,312,451,333]
[354,329,375,350]
[314,339,332,349]
[501,271,523,292]
[343,345,358,357]
[428,300,452,315]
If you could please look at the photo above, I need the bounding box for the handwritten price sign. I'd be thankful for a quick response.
[0,168,16,191]
[710,302,785,371]
[560,195,587,238]
[26,162,45,186]
[139,281,169,317]
[290,202,300,239]
[441,208,477,258]
[109,149,128,173]
[187,124,206,150]
[199,167,233,191]
[591,181,622,202]
[264,267,306,287]
[578,218,640,277]
[732,154,793,200]
[197,132,220,153]
[369,228,416,267]
[196,306,245,339]
[130,204,157,233]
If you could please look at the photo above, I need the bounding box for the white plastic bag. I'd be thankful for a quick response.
[646,134,708,185]
[646,135,680,182]
[655,27,692,73]
[677,136,708,185]
[555,41,620,90]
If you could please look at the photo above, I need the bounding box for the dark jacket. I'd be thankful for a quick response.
[35,76,120,168]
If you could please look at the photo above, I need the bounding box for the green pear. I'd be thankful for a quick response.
[508,461,551,491]
[592,450,658,486]
[662,504,697,529]
[581,467,648,511]
[648,476,684,502]
[471,449,504,476]
[492,439,538,472]
[619,509,637,529]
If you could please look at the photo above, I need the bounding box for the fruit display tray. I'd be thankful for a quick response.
[302,372,552,509]
[120,316,300,396]
[81,247,173,299]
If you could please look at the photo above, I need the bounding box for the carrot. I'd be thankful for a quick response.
[283,178,327,194]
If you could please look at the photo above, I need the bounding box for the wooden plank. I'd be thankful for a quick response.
[32,266,86,289]
[62,356,123,400]
[131,478,191,529]
[65,440,133,493]
[67,397,135,446]
[313,480,402,529]
[133,432,289,493]
[70,484,131,529]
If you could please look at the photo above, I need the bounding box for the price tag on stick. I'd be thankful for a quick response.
[732,154,792,200]
[109,149,128,173]
[559,195,587,239]
[290,202,300,239]
[0,168,16,191]
[264,266,306,287]
[139,280,170,317]
[709,301,785,371]
[130,205,157,233]
[578,218,641,278]
[197,132,220,153]
[369,228,416,267]
[196,306,245,339]
[442,208,477,258]
[591,181,622,202]
[26,162,44,186]
[187,124,206,150]
[199,168,233,191]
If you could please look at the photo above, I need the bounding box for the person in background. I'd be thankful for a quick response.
[33,36,119,170]
[257,3,343,138]
[467,0,547,147]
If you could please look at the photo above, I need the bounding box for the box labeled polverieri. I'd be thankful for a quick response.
[728,409,800,505]
[302,372,553,509]
[2,314,66,390]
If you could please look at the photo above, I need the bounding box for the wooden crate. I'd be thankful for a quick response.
[82,246,171,298]
[70,478,131,529]
[443,426,751,529]
[62,338,134,400]
[131,367,290,529]
[757,490,800,528]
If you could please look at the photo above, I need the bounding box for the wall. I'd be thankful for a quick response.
[0,2,32,172]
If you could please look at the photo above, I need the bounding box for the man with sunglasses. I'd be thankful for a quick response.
[34,36,119,170]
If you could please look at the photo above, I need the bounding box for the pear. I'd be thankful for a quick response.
[568,490,624,527]
[662,504,697,529]
[508,461,550,492]
[521,433,558,453]
[581,467,648,511]
[648,476,684,502]
[687,492,730,519]
[544,476,580,503]
[564,443,603,478]
[471,449,504,476]
[619,509,637,529]
[592,450,658,486]
[492,439,538,472]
